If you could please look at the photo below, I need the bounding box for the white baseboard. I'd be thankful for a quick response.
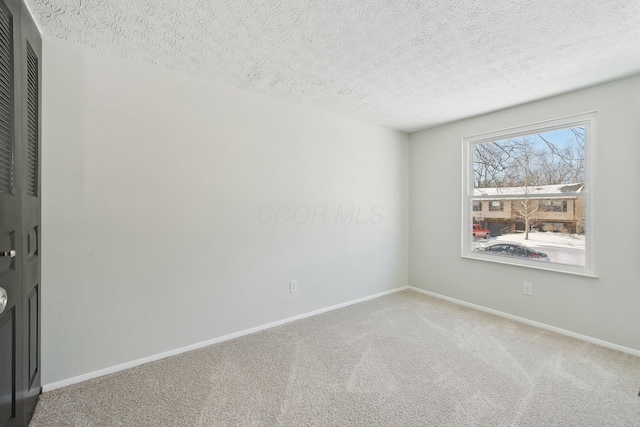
[409,286,640,358]
[43,286,409,392]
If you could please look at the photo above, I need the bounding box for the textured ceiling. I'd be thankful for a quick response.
[26,0,640,132]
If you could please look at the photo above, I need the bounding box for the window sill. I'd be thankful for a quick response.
[461,252,597,278]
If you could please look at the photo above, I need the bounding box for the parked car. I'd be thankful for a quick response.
[472,224,490,239]
[474,241,549,261]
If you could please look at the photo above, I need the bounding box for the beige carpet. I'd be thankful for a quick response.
[30,290,640,426]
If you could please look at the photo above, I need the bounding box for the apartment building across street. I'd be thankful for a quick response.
[473,183,584,237]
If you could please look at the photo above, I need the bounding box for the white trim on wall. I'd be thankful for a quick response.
[43,286,409,392]
[409,286,640,358]
[44,285,640,391]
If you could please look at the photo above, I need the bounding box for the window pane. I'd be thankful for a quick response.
[473,127,585,190]
[470,196,585,266]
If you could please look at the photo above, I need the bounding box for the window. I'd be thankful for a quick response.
[462,113,595,276]
[540,200,567,212]
[472,201,481,211]
[488,201,503,211]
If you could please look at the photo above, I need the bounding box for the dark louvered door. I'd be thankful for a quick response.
[0,0,40,425]
[19,5,41,421]
[0,0,23,426]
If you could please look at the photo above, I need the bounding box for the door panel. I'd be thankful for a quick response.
[26,226,36,257]
[0,0,41,425]
[0,0,13,197]
[20,3,41,419]
[24,41,35,197]
[0,0,22,425]
[27,285,36,387]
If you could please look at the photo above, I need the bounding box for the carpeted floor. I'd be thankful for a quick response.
[30,290,640,426]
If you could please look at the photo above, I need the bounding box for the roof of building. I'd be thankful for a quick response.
[474,183,583,199]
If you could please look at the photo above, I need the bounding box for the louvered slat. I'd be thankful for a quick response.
[26,43,37,197]
[0,6,12,194]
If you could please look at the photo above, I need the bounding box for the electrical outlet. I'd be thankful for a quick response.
[523,282,533,296]
[289,280,298,293]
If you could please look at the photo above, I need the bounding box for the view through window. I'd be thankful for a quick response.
[463,114,595,275]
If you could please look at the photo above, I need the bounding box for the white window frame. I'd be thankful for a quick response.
[461,112,596,277]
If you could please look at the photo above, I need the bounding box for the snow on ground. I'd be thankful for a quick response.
[487,231,585,265]
[494,231,585,250]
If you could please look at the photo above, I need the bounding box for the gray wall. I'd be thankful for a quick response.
[42,38,410,385]
[410,74,640,351]
[41,34,640,387]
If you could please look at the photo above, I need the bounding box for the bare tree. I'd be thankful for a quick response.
[538,127,585,184]
[500,137,543,239]
[473,142,512,188]
[472,127,585,239]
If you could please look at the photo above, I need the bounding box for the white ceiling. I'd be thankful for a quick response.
[27,0,640,133]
